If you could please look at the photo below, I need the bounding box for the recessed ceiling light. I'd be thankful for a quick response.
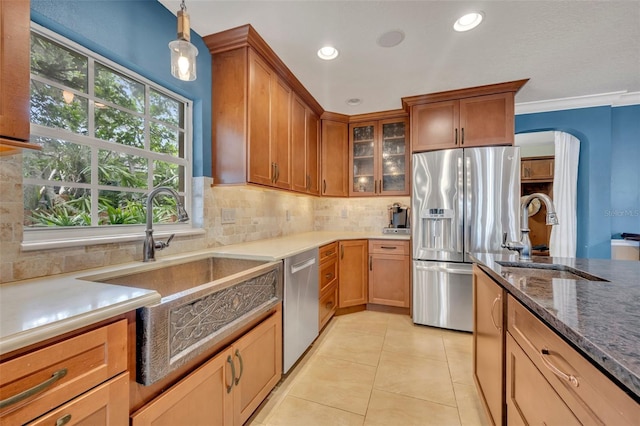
[317,46,339,60]
[453,12,484,32]
[377,30,405,48]
[346,98,362,106]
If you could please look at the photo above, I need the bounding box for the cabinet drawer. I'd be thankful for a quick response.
[506,334,580,425]
[0,320,127,425]
[507,297,639,425]
[319,283,338,331]
[27,373,129,426]
[369,239,409,255]
[319,259,338,293]
[319,242,338,264]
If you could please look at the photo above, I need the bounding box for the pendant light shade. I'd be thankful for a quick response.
[169,1,198,81]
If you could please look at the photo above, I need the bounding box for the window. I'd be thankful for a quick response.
[24,25,192,242]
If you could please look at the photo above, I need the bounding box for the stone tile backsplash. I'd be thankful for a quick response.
[1,152,409,283]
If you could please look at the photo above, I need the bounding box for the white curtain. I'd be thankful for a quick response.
[550,131,580,257]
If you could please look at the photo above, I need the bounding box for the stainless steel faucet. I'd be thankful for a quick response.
[143,187,189,262]
[502,192,559,261]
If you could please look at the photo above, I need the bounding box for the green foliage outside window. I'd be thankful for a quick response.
[24,30,189,229]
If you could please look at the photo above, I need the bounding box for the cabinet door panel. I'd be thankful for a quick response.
[411,101,458,152]
[473,266,505,426]
[506,335,580,426]
[368,253,409,307]
[248,52,273,186]
[321,120,349,197]
[131,349,233,426]
[0,0,30,142]
[271,78,291,189]
[380,118,409,195]
[233,311,282,425]
[306,110,320,194]
[459,93,514,147]
[338,240,368,307]
[291,96,307,192]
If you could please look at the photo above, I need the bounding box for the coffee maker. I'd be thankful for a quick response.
[383,203,410,234]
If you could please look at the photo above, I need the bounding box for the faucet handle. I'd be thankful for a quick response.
[501,232,508,248]
[154,234,175,250]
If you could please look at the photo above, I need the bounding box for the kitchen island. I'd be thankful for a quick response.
[472,253,640,424]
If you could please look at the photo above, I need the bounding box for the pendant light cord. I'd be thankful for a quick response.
[180,0,186,12]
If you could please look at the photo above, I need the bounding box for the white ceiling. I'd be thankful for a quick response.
[159,0,640,115]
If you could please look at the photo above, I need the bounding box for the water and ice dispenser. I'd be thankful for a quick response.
[420,207,455,252]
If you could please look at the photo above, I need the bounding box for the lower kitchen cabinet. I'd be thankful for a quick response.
[0,320,128,426]
[474,266,640,426]
[368,240,410,307]
[131,309,282,426]
[507,294,640,425]
[338,240,368,308]
[28,373,129,426]
[472,265,506,426]
[505,334,580,425]
[318,242,339,330]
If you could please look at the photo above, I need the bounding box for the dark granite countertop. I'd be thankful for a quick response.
[471,253,640,399]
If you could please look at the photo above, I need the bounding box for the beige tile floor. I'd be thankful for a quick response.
[248,310,489,426]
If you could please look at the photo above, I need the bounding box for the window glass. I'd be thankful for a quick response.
[25,26,191,231]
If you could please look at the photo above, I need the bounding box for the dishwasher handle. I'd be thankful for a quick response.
[290,257,316,274]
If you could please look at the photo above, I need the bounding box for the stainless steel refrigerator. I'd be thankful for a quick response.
[412,147,520,331]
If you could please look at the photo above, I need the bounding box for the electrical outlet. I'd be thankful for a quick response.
[286,210,291,221]
[341,208,348,219]
[221,208,236,224]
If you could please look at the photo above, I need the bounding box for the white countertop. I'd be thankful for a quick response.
[208,231,409,260]
[0,230,409,355]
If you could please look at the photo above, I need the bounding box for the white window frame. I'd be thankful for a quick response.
[22,23,196,250]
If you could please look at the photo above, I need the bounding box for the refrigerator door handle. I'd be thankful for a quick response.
[414,264,473,275]
[464,155,471,256]
[457,155,465,255]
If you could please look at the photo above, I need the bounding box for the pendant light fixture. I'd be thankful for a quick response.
[168,0,198,81]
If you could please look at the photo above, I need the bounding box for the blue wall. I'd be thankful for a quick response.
[30,0,212,178]
[516,105,640,258]
[611,105,640,236]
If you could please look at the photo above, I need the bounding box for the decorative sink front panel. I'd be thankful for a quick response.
[90,257,282,385]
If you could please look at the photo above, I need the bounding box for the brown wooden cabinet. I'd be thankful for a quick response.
[0,0,40,155]
[131,309,282,426]
[291,95,320,195]
[368,240,410,307]
[507,295,640,425]
[521,156,554,181]
[247,50,291,189]
[321,117,349,197]
[402,80,528,153]
[505,334,580,426]
[349,116,409,196]
[0,321,128,425]
[472,265,506,426]
[205,25,323,191]
[338,240,368,308]
[318,242,339,330]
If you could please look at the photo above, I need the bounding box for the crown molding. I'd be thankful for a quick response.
[515,91,640,115]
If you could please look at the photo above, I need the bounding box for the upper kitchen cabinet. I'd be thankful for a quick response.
[320,113,349,197]
[0,0,40,155]
[349,111,409,196]
[204,25,323,190]
[403,79,528,152]
[291,94,320,195]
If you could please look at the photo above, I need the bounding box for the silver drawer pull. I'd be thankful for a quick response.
[540,348,580,387]
[0,368,67,409]
[56,414,72,426]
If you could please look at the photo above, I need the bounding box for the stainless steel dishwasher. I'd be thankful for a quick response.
[283,248,319,373]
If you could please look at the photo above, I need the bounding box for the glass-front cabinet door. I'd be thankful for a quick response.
[380,119,408,194]
[349,118,409,196]
[351,123,376,194]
